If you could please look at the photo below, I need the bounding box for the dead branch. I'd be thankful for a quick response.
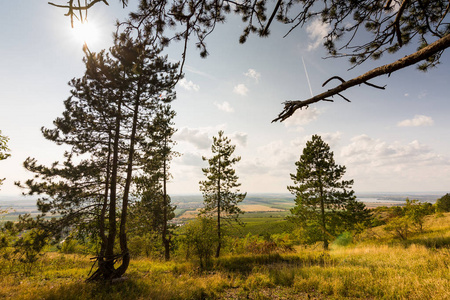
[272,33,450,123]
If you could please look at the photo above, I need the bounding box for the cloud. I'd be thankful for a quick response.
[239,140,298,178]
[214,101,234,113]
[230,132,247,147]
[318,132,342,148]
[306,18,331,51]
[177,152,204,167]
[397,115,434,127]
[174,127,210,149]
[179,78,200,91]
[339,134,450,192]
[341,135,447,167]
[244,69,261,83]
[233,84,249,96]
[283,107,320,130]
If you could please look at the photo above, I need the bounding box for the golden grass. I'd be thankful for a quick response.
[2,213,450,299]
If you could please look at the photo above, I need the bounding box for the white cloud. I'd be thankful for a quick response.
[174,127,210,149]
[306,18,331,51]
[341,135,447,167]
[290,132,342,151]
[239,140,298,178]
[283,107,320,130]
[339,134,450,192]
[230,132,248,147]
[244,69,261,83]
[397,115,434,127]
[179,78,200,91]
[233,84,249,96]
[214,101,234,113]
[177,152,204,166]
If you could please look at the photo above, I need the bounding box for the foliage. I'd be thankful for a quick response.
[179,217,218,270]
[384,199,434,240]
[436,193,450,212]
[289,135,370,250]
[17,31,179,280]
[200,130,246,257]
[127,231,161,258]
[0,130,11,188]
[50,0,450,123]
[0,130,10,161]
[13,228,48,275]
[384,216,411,240]
[133,104,178,261]
[228,233,295,255]
[52,0,450,67]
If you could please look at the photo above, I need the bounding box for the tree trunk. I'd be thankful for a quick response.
[106,98,121,263]
[319,179,328,251]
[116,88,141,278]
[87,100,122,282]
[98,134,112,258]
[216,156,221,258]
[162,148,170,261]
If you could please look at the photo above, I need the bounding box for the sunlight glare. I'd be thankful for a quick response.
[71,21,99,47]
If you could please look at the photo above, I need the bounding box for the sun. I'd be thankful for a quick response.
[71,20,99,46]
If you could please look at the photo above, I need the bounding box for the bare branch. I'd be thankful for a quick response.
[273,33,450,123]
[262,0,282,36]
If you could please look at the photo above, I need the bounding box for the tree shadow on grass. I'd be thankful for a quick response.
[403,236,450,249]
[214,253,333,274]
[37,278,153,300]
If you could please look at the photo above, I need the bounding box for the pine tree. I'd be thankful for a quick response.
[17,31,179,280]
[133,103,178,261]
[200,130,246,258]
[288,135,369,250]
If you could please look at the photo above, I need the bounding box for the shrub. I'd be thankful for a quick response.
[179,217,218,270]
[436,193,450,212]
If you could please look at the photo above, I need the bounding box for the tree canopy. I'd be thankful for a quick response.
[436,193,450,212]
[17,31,179,280]
[200,130,246,257]
[49,0,450,122]
[289,135,370,250]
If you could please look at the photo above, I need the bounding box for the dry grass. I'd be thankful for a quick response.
[2,213,450,299]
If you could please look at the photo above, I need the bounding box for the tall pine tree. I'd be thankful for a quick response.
[289,135,370,250]
[18,31,179,280]
[200,130,246,258]
[132,103,178,261]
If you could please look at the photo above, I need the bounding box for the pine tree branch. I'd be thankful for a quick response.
[272,33,450,123]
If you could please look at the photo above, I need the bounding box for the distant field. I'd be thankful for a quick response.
[2,192,440,223]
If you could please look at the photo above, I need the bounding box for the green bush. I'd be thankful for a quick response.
[333,231,353,246]
[179,217,218,270]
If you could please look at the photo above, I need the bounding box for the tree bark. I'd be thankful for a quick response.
[319,177,328,251]
[273,33,450,122]
[216,154,221,258]
[116,85,141,278]
[162,142,170,261]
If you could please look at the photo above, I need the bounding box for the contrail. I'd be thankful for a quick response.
[302,56,313,97]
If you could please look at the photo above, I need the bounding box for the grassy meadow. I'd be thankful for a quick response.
[1,211,450,299]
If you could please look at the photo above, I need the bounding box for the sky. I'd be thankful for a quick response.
[1,1,449,199]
